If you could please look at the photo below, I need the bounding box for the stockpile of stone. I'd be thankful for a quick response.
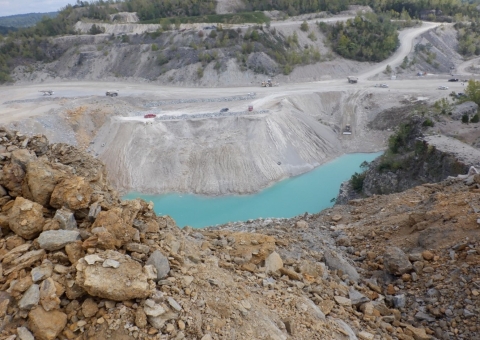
[0,127,410,340]
[1,126,475,340]
[323,172,480,340]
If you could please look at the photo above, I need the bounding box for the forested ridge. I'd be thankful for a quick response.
[1,0,480,83]
[0,12,58,28]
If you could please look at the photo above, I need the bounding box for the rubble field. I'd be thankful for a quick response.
[0,126,477,340]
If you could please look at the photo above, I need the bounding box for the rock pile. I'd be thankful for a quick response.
[0,128,384,340]
[0,127,477,340]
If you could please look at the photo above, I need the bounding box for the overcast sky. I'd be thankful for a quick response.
[0,0,77,17]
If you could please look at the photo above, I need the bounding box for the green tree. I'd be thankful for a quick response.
[300,21,309,32]
[197,66,204,78]
[471,113,479,123]
[465,79,480,105]
[462,113,469,123]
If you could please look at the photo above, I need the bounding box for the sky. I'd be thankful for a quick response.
[0,0,78,17]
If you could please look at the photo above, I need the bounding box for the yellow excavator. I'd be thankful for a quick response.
[261,79,279,87]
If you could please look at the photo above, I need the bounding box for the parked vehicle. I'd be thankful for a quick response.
[144,113,156,118]
[106,90,119,97]
[347,76,358,84]
[248,105,253,112]
[380,84,388,88]
[438,86,449,90]
[448,78,459,82]
[220,108,229,113]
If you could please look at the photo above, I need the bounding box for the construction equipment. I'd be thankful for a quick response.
[261,79,279,87]
[347,76,358,84]
[106,90,119,97]
[343,124,352,135]
[39,90,54,96]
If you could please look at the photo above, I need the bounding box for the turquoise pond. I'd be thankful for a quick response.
[124,152,383,228]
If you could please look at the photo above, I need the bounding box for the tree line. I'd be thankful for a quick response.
[319,13,399,62]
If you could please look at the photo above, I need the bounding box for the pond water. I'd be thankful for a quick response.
[124,152,382,228]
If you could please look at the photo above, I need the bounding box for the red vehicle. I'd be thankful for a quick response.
[144,113,156,118]
[248,105,253,112]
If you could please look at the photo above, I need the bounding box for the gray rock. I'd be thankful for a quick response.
[324,250,359,282]
[144,301,166,317]
[415,311,435,322]
[147,310,178,329]
[88,202,101,222]
[53,208,77,230]
[333,319,358,340]
[18,284,39,310]
[335,235,351,247]
[167,297,182,312]
[37,230,81,251]
[349,288,370,306]
[393,294,406,309]
[17,327,34,340]
[408,253,423,262]
[102,259,120,268]
[212,238,228,248]
[463,309,475,318]
[126,243,150,254]
[31,260,53,282]
[383,247,413,275]
[301,297,325,321]
[146,250,170,280]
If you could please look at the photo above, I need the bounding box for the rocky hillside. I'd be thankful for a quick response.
[337,116,480,204]
[10,18,368,87]
[0,126,479,340]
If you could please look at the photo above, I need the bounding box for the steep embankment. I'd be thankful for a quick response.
[90,104,342,195]
[337,116,480,203]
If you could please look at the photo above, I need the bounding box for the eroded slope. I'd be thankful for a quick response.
[91,106,341,195]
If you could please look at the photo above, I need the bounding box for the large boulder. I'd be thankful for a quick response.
[50,176,93,210]
[324,250,360,282]
[53,208,77,230]
[264,251,283,274]
[22,160,64,207]
[28,134,49,156]
[90,209,137,247]
[146,250,170,280]
[0,162,25,197]
[28,306,67,340]
[76,251,152,301]
[11,149,37,170]
[8,197,45,239]
[120,199,143,228]
[37,230,81,251]
[384,247,413,276]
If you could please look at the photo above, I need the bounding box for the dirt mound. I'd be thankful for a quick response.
[89,100,342,195]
